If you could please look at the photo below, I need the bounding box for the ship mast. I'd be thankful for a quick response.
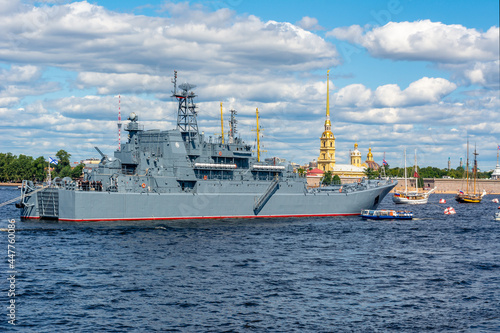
[228,109,237,144]
[117,94,122,151]
[256,108,261,162]
[220,102,224,144]
[172,70,199,142]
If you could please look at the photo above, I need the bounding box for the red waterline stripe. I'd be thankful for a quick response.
[58,213,360,222]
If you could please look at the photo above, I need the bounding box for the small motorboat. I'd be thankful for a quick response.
[361,209,413,220]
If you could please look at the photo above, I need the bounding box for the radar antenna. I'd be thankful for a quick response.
[172,71,199,142]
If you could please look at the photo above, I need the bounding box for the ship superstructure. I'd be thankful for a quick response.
[18,72,397,221]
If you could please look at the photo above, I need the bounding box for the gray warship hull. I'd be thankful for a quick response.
[18,72,397,221]
[20,179,396,221]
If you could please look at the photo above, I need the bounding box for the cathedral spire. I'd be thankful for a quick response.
[325,69,331,131]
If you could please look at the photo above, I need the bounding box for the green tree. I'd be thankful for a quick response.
[16,155,35,181]
[55,150,71,173]
[365,167,379,179]
[321,171,333,185]
[58,165,73,178]
[332,174,341,185]
[71,163,84,179]
[33,156,48,182]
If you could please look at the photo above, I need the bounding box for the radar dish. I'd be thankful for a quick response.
[179,83,196,91]
[129,112,137,121]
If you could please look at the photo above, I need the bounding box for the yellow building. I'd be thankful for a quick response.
[317,70,336,172]
[350,143,362,167]
[363,147,380,171]
[316,71,367,179]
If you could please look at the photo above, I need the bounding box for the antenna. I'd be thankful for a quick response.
[220,102,224,144]
[228,109,237,144]
[117,94,122,151]
[171,70,177,95]
[252,108,266,162]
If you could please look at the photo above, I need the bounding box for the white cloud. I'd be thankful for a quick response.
[0,1,338,75]
[328,20,499,63]
[333,77,456,108]
[296,16,323,31]
[0,65,41,82]
[461,60,500,88]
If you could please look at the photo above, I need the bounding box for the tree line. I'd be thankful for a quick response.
[0,150,84,183]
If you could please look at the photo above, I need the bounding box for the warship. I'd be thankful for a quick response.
[18,72,397,221]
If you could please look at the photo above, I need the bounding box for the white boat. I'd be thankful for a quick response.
[361,209,413,220]
[393,149,435,204]
[495,211,500,221]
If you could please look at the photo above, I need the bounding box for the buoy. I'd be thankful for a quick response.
[219,151,222,156]
[444,207,456,215]
[141,183,146,188]
[492,198,499,203]
[203,175,207,180]
[439,198,446,204]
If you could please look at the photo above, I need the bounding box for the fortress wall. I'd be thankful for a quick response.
[394,178,500,194]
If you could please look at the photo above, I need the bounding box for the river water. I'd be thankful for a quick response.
[1,186,499,332]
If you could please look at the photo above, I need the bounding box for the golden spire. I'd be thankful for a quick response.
[367,146,373,161]
[325,69,331,131]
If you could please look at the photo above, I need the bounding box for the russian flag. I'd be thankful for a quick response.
[49,157,58,165]
[394,193,401,197]
[383,159,388,166]
[459,190,464,194]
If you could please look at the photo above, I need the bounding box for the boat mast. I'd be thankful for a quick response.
[414,149,418,194]
[466,139,469,195]
[473,144,478,195]
[404,148,407,195]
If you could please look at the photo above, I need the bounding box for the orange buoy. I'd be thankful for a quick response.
[219,151,222,156]
[141,183,146,188]
[203,175,207,180]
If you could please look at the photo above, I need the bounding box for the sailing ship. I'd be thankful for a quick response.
[393,149,435,204]
[455,142,486,203]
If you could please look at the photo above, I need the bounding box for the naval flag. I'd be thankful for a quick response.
[49,157,58,165]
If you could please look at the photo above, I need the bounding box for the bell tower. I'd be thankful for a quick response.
[318,70,336,172]
[350,142,362,167]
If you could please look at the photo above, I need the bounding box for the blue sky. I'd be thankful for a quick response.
[0,0,499,170]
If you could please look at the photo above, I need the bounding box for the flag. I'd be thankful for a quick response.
[49,157,58,165]
[498,144,500,150]
[414,171,419,178]
[394,193,400,197]
[382,159,388,166]
[459,190,464,194]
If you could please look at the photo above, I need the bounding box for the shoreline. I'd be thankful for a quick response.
[0,183,22,187]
